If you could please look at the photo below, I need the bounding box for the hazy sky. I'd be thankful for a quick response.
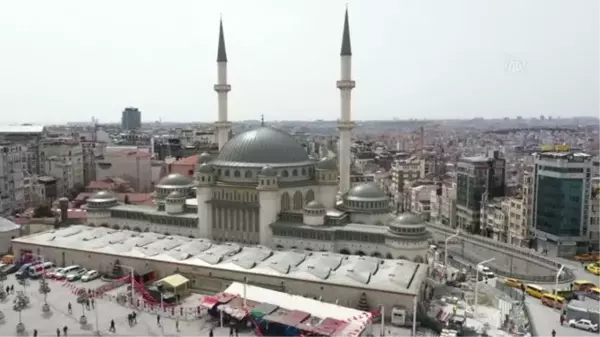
[0,0,598,124]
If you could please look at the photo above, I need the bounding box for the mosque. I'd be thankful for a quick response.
[83,10,431,262]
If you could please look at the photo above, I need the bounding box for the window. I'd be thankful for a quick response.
[245,171,252,178]
[225,170,230,177]
[292,169,298,176]
[234,170,240,178]
[282,170,289,178]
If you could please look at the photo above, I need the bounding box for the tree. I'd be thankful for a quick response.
[357,292,370,312]
[33,205,54,218]
[13,291,29,333]
[39,277,51,312]
[112,259,124,278]
[76,288,89,324]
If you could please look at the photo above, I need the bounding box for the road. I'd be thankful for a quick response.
[525,296,597,337]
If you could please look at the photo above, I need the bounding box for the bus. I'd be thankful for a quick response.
[525,284,545,299]
[541,293,565,309]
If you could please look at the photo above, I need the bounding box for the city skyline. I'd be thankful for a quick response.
[0,0,598,124]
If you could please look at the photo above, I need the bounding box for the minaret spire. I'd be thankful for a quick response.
[217,16,228,62]
[214,17,232,151]
[341,7,352,56]
[336,7,356,194]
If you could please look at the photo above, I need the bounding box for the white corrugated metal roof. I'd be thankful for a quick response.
[0,218,20,232]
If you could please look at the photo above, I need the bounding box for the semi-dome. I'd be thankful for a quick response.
[197,163,215,174]
[393,213,424,226]
[157,173,194,187]
[304,200,325,210]
[316,156,337,170]
[87,190,117,202]
[197,152,212,164]
[346,183,387,201]
[214,126,310,165]
[259,165,277,177]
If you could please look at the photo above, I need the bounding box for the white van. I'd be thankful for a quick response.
[55,265,81,279]
[477,264,496,279]
[28,262,55,278]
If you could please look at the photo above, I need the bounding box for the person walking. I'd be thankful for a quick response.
[91,297,95,309]
[175,318,179,332]
[157,314,161,327]
[209,328,214,337]
[67,302,72,314]
[33,329,38,337]
[56,328,61,337]
[10,285,14,293]
[63,325,68,337]
[551,329,556,337]
[109,319,116,333]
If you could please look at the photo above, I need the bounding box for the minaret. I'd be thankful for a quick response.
[336,8,355,194]
[214,17,232,151]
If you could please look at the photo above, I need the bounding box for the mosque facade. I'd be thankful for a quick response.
[82,9,430,262]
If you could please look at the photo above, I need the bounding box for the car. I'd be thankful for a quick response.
[55,265,81,280]
[586,263,600,276]
[46,268,64,279]
[504,278,522,288]
[575,254,598,262]
[66,269,87,282]
[568,319,598,332]
[81,270,100,282]
[1,264,18,274]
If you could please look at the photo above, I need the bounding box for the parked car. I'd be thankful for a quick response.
[55,265,81,280]
[46,268,64,279]
[504,278,522,289]
[81,270,100,282]
[66,269,87,282]
[1,264,18,274]
[568,319,598,332]
[586,263,600,276]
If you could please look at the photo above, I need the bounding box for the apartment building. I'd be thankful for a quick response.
[532,151,593,257]
[96,147,152,192]
[590,182,599,252]
[44,157,73,198]
[410,184,437,221]
[456,150,506,234]
[507,196,528,247]
[0,143,27,215]
[41,137,84,189]
[430,181,457,228]
[23,175,45,208]
[480,197,510,242]
[0,125,47,175]
[121,107,141,130]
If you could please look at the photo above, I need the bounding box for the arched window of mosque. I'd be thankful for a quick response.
[245,171,252,178]
[281,192,290,211]
[293,191,303,210]
[305,190,315,202]
[282,170,289,178]
[234,170,240,178]
[225,170,230,177]
[292,169,298,177]
[261,180,264,185]
[218,169,222,175]
[301,168,306,176]
[201,176,205,182]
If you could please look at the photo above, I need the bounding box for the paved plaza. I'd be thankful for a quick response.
[0,274,246,336]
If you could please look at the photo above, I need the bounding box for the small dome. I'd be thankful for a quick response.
[394,212,424,225]
[166,191,185,200]
[197,152,212,164]
[157,173,194,187]
[260,165,277,177]
[304,200,325,210]
[346,183,387,201]
[197,163,215,174]
[87,190,117,202]
[316,157,337,170]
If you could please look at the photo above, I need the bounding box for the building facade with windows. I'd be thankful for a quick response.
[532,151,593,257]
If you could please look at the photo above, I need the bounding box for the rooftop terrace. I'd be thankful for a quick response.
[13,225,426,295]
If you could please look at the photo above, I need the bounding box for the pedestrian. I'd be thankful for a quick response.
[33,329,38,337]
[209,328,214,337]
[157,313,161,326]
[109,319,116,333]
[5,285,8,294]
[86,299,90,310]
[63,325,68,337]
[10,284,14,293]
[175,318,179,331]
[235,327,239,337]
[68,302,72,314]
[560,315,565,325]
[91,297,95,309]
[229,326,234,337]
[551,329,556,337]
[56,328,60,337]
[132,311,137,323]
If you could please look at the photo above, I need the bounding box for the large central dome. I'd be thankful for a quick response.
[214,126,310,165]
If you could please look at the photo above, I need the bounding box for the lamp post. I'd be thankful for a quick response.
[474,257,495,315]
[115,264,135,305]
[411,296,417,336]
[555,264,565,312]
[444,228,460,272]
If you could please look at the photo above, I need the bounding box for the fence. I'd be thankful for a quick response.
[495,282,537,336]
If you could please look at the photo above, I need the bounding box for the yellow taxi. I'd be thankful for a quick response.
[504,278,522,288]
[586,263,600,276]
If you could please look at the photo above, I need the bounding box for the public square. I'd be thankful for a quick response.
[0,274,243,336]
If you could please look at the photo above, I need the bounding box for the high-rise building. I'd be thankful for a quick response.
[532,151,593,257]
[455,150,506,234]
[121,107,141,130]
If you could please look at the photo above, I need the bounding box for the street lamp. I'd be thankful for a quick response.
[115,264,135,305]
[554,264,565,312]
[474,257,495,315]
[444,228,460,271]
